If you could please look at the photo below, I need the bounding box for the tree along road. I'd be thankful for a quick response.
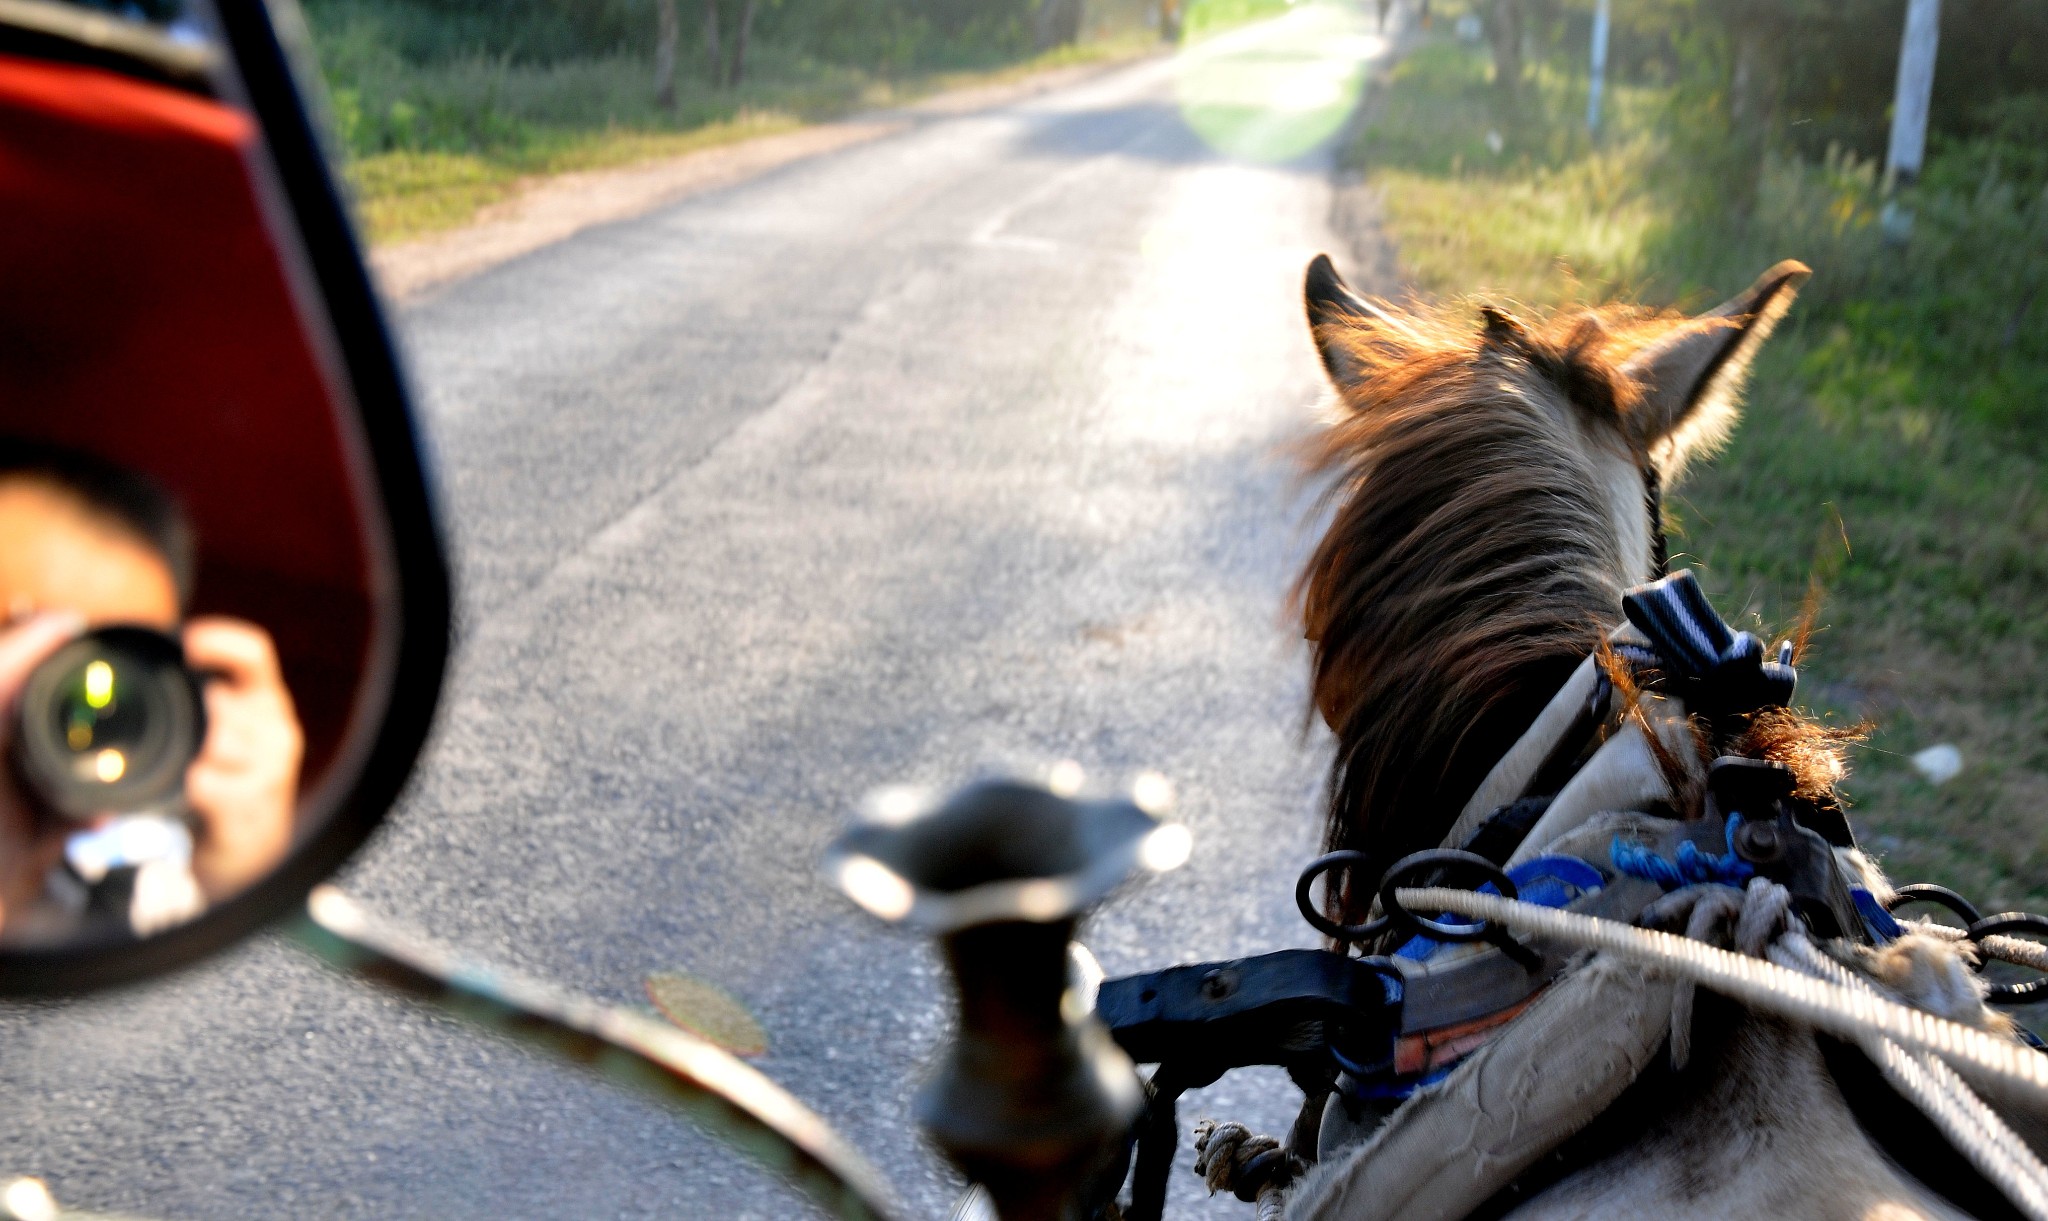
[0,9,1395,1218]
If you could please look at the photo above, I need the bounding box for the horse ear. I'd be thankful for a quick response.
[1305,254,1404,388]
[1621,260,1811,475]
[1479,304,1530,348]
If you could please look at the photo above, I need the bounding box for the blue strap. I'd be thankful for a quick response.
[1621,569,1796,711]
[1853,887,1903,942]
[1338,1058,1456,1101]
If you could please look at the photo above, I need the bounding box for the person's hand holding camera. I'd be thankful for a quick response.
[183,617,300,901]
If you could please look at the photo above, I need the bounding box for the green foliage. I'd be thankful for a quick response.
[301,0,1156,240]
[302,0,647,64]
[303,0,1152,165]
[303,0,1060,76]
[1344,34,2048,916]
[1926,93,2048,199]
[753,0,1042,71]
[1435,1,2048,173]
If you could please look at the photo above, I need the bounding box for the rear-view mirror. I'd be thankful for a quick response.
[0,0,448,992]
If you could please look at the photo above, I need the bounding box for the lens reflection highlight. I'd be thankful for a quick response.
[83,660,114,709]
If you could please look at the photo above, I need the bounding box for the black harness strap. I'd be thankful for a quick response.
[1643,462,1668,579]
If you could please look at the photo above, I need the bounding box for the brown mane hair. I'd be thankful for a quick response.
[1297,300,1677,926]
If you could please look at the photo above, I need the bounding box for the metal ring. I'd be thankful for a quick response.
[1295,851,1389,944]
[1378,850,1520,943]
[1885,883,1984,928]
[1966,912,2048,1005]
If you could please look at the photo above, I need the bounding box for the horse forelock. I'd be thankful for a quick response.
[1299,303,1683,925]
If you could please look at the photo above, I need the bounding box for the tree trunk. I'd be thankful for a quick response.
[725,0,757,87]
[1724,3,1782,211]
[654,0,679,109]
[1729,24,1766,132]
[702,0,723,86]
[1034,0,1083,50]
[1484,0,1524,116]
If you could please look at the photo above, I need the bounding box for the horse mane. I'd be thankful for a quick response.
[1296,300,1673,925]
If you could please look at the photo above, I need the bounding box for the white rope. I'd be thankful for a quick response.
[1769,933,2048,1221]
[1875,1035,2048,1219]
[1907,918,2048,973]
[1393,887,2048,1105]
[1984,934,2048,972]
[1766,927,1868,989]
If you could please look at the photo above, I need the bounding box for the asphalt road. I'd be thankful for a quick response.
[0,9,1394,1217]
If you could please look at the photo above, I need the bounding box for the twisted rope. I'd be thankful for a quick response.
[1910,918,2048,973]
[1192,1119,1299,1221]
[1393,887,2048,1104]
[1769,929,2048,1221]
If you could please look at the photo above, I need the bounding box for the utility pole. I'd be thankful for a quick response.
[1886,0,1941,185]
[1586,0,1610,135]
[1882,0,1940,240]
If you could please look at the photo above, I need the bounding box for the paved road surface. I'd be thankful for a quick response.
[0,9,1394,1217]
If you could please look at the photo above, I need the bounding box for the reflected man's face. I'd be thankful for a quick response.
[0,477,179,628]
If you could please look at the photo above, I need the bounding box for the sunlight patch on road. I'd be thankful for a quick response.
[1112,149,1329,459]
[1173,3,1382,164]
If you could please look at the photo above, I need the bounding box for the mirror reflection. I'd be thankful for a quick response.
[0,13,388,945]
[0,450,302,938]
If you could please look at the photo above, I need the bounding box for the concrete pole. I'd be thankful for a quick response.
[1586,0,1610,135]
[1885,0,1941,188]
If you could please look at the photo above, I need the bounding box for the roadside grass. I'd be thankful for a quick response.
[311,3,1162,245]
[344,112,806,242]
[1341,39,2048,914]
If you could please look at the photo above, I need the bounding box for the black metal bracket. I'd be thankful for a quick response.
[1712,757,1864,942]
[1099,949,1403,1076]
[1096,950,1402,1221]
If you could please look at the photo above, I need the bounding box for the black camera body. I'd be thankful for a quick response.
[11,626,207,823]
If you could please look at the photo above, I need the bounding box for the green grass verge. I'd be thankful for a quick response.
[319,10,1159,245]
[345,113,806,243]
[1342,39,2048,915]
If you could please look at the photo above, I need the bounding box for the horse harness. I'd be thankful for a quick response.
[1092,569,2047,1221]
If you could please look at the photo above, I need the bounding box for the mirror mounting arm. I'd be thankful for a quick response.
[293,887,903,1221]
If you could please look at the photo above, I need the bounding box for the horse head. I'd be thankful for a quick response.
[1295,255,1809,927]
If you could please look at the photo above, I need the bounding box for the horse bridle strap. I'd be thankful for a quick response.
[1620,569,1798,718]
[1643,461,1667,578]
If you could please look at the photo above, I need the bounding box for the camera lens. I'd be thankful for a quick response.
[12,627,206,822]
